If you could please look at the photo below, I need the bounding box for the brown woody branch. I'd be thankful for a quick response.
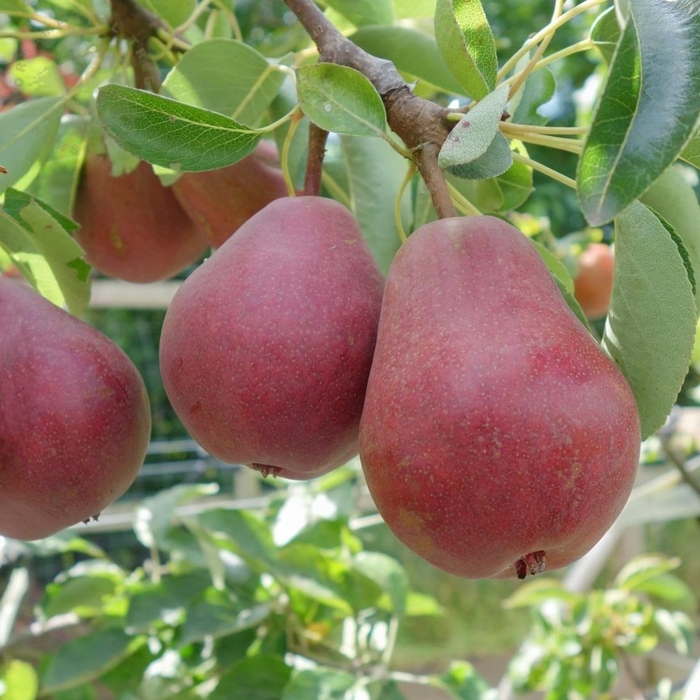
[284,0,457,219]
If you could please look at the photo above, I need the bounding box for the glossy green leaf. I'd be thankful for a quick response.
[680,127,700,167]
[590,6,620,64]
[0,661,38,700]
[578,0,700,225]
[41,630,144,694]
[0,189,89,315]
[511,67,556,127]
[0,96,63,194]
[211,655,291,700]
[602,202,697,438]
[8,56,65,97]
[434,0,497,100]
[439,84,509,171]
[350,26,463,95]
[136,0,194,27]
[297,64,388,137]
[640,165,700,305]
[324,0,393,26]
[96,85,260,172]
[282,668,356,700]
[446,131,513,180]
[339,134,411,273]
[161,39,286,125]
[26,114,88,217]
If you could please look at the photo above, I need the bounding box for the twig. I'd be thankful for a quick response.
[283,0,456,218]
[304,122,329,197]
[659,435,700,500]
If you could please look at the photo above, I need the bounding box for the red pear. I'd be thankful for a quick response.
[573,243,614,320]
[172,141,289,248]
[359,216,640,579]
[159,196,384,479]
[0,278,151,539]
[73,153,209,283]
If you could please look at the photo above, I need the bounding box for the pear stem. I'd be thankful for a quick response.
[283,0,456,219]
[304,122,329,197]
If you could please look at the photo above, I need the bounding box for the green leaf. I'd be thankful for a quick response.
[136,0,194,27]
[614,554,681,590]
[640,165,700,305]
[404,591,444,617]
[590,6,620,64]
[324,0,393,26]
[338,134,410,273]
[393,0,435,19]
[210,655,291,700]
[198,509,278,568]
[282,668,356,700]
[531,240,575,294]
[555,277,591,332]
[680,127,700,167]
[0,0,29,11]
[25,114,89,216]
[161,39,286,126]
[438,84,509,171]
[20,531,105,558]
[503,578,580,609]
[8,56,65,97]
[511,67,556,127]
[438,660,493,700]
[445,131,513,180]
[0,189,90,315]
[602,202,697,438]
[350,26,464,95]
[578,0,700,225]
[95,85,260,172]
[654,609,694,655]
[0,661,38,700]
[41,630,145,695]
[134,483,218,550]
[434,0,498,100]
[43,574,119,619]
[634,574,696,610]
[296,64,388,137]
[353,551,408,618]
[369,680,407,700]
[495,157,533,212]
[0,96,63,194]
[179,601,270,646]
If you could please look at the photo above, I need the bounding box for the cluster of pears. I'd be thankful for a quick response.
[159,197,641,579]
[0,276,151,539]
[72,141,288,283]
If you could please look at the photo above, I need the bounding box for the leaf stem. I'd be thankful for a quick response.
[498,0,607,81]
[281,110,304,197]
[395,162,417,243]
[446,181,482,217]
[511,151,577,189]
[0,26,106,40]
[501,124,583,154]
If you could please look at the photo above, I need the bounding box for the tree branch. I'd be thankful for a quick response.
[284,0,457,219]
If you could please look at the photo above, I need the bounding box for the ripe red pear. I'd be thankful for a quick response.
[359,216,640,579]
[160,196,384,479]
[573,243,614,319]
[73,153,209,283]
[171,141,289,248]
[0,278,151,539]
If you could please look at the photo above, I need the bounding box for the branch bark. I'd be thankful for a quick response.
[284,0,457,219]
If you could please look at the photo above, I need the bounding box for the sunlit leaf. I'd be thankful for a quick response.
[324,0,393,26]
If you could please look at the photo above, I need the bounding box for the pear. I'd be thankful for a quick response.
[73,153,209,283]
[160,196,385,479]
[172,141,289,248]
[359,216,640,579]
[0,278,151,539]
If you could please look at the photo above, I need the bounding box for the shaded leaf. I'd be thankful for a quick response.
[437,660,494,700]
[602,202,696,438]
[578,0,700,225]
[282,668,355,700]
[210,655,291,700]
[297,64,387,137]
[350,26,463,95]
[324,0,393,26]
[353,551,408,618]
[41,630,144,694]
[179,601,269,646]
[161,39,286,125]
[680,127,700,168]
[445,132,513,180]
[614,554,681,590]
[434,0,498,100]
[8,56,65,97]
[496,157,533,212]
[136,0,194,27]
[590,6,620,64]
[96,85,260,172]
[511,67,556,127]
